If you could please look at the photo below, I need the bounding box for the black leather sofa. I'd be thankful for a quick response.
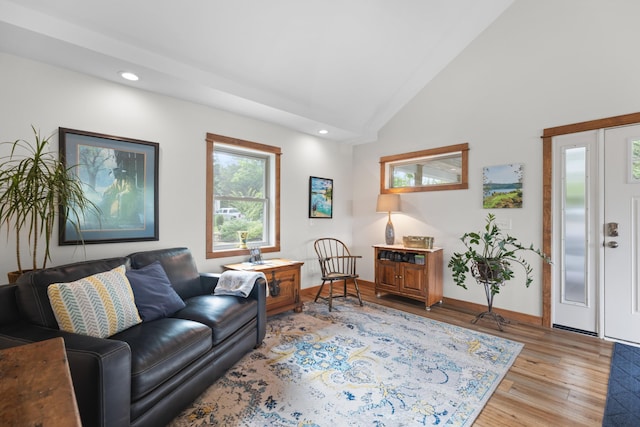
[0,247,267,427]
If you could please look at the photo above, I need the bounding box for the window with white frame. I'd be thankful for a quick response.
[206,133,281,258]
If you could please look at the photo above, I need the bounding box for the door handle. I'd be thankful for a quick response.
[606,241,619,248]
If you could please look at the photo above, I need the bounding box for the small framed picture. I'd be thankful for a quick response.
[249,247,263,264]
[309,176,333,218]
[482,163,523,209]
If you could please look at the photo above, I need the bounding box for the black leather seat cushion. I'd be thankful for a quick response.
[173,295,257,346]
[111,317,211,401]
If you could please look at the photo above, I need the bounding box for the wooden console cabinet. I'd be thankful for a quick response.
[373,244,443,310]
[222,258,304,316]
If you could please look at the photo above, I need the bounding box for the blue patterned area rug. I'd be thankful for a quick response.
[169,301,523,426]
[602,342,640,427]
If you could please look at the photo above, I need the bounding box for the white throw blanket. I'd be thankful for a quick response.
[214,270,268,297]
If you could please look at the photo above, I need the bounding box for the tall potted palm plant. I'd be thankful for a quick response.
[0,126,98,282]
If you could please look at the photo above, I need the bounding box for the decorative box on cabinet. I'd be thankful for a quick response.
[223,258,304,316]
[373,244,443,310]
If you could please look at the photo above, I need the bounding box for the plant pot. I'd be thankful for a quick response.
[7,270,31,284]
[473,259,505,284]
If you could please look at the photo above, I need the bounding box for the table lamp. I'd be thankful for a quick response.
[376,194,401,245]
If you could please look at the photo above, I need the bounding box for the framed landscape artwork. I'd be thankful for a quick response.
[309,176,333,218]
[482,163,523,209]
[59,128,159,244]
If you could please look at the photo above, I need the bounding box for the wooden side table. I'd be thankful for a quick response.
[223,258,304,316]
[0,337,81,427]
[374,244,444,310]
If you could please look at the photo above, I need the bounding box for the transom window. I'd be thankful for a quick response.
[206,133,281,258]
[380,143,469,193]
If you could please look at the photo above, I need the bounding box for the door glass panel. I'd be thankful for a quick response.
[631,139,640,181]
[563,147,587,305]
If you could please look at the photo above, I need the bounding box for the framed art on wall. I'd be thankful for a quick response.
[59,128,159,244]
[482,163,523,208]
[309,176,333,218]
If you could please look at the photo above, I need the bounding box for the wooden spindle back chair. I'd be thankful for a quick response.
[313,238,363,311]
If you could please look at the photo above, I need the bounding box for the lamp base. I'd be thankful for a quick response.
[385,220,395,245]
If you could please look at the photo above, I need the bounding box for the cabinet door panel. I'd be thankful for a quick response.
[400,263,425,296]
[376,260,398,290]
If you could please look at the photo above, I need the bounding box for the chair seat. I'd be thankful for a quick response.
[324,273,358,280]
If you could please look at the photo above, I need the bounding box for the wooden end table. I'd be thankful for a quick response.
[373,244,444,310]
[223,258,304,316]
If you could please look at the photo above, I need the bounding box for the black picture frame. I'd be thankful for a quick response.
[309,176,333,218]
[59,128,159,244]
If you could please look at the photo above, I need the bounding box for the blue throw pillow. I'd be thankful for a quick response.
[126,261,186,322]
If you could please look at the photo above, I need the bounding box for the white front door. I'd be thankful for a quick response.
[552,131,599,334]
[603,124,640,344]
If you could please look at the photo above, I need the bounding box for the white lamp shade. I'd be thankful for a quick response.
[376,194,401,213]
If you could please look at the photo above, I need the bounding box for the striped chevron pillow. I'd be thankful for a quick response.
[48,265,142,338]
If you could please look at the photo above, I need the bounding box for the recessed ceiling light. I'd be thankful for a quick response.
[119,71,139,81]
[318,129,329,135]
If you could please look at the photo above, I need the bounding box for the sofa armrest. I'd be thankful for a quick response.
[199,272,266,345]
[199,272,220,294]
[248,277,267,345]
[0,324,131,427]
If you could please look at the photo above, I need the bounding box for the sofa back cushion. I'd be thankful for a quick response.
[15,257,130,328]
[0,284,20,326]
[48,265,142,338]
[126,261,186,321]
[127,247,205,300]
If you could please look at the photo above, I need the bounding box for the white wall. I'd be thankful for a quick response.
[352,0,640,316]
[4,0,640,319]
[0,53,353,285]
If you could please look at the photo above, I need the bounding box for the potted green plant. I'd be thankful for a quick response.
[0,126,98,282]
[447,213,550,330]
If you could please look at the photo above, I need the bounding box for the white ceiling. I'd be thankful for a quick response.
[0,0,513,143]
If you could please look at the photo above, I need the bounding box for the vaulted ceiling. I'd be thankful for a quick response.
[0,0,513,143]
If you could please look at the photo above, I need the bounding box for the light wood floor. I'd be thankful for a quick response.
[302,285,613,427]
